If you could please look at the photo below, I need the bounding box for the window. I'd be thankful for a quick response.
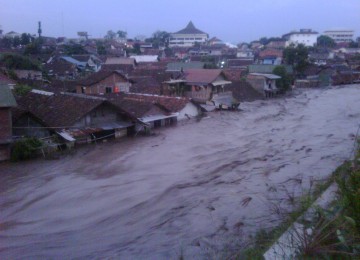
[105,87,112,93]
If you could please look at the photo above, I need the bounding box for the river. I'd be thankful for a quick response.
[1,85,360,259]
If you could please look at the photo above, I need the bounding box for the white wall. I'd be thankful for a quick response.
[178,103,199,120]
[286,34,318,47]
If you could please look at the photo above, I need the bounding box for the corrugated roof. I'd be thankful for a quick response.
[0,85,17,107]
[248,64,293,74]
[166,62,205,72]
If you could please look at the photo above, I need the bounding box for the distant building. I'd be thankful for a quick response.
[169,21,209,47]
[283,29,318,47]
[323,29,354,43]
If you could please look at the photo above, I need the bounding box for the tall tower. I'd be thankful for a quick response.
[38,21,42,38]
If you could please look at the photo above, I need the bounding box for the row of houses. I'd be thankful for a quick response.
[0,83,201,161]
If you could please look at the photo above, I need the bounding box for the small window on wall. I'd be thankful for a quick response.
[105,87,112,93]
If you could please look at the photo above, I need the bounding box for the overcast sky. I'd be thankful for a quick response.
[1,0,359,43]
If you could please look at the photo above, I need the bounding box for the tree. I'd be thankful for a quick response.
[0,53,41,70]
[273,66,292,93]
[117,30,127,39]
[12,36,21,47]
[63,43,87,55]
[20,33,32,45]
[283,44,309,76]
[348,41,359,48]
[149,30,170,48]
[96,41,107,55]
[105,30,116,40]
[317,35,335,48]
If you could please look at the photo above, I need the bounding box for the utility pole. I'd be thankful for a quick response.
[38,21,42,38]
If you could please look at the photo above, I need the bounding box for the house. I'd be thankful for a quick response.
[227,59,253,69]
[169,21,209,47]
[44,57,80,79]
[126,93,199,120]
[248,64,294,75]
[266,41,286,49]
[323,29,354,43]
[283,29,319,47]
[0,85,17,161]
[165,69,232,104]
[16,90,135,143]
[107,94,178,132]
[76,70,131,94]
[71,55,103,72]
[258,49,283,65]
[0,72,17,89]
[208,37,224,46]
[14,70,43,80]
[102,57,136,73]
[166,61,205,72]
[129,55,158,63]
[246,73,281,97]
[309,52,332,66]
[4,31,21,38]
[236,49,255,59]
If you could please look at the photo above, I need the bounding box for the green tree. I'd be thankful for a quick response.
[20,33,32,45]
[117,30,127,39]
[283,44,309,76]
[105,30,116,40]
[273,65,292,93]
[0,53,41,70]
[348,41,359,48]
[150,30,170,48]
[13,36,21,47]
[317,35,336,48]
[63,43,87,55]
[96,41,107,55]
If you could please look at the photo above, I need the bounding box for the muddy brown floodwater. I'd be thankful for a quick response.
[1,85,360,259]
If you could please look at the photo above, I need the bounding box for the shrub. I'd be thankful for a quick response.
[11,138,43,161]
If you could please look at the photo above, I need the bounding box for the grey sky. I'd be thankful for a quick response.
[1,0,359,43]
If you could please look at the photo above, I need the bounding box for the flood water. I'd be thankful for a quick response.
[1,85,360,259]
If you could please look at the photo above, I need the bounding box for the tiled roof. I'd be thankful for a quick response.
[16,92,104,127]
[174,21,207,35]
[101,64,135,74]
[77,70,128,86]
[123,93,190,113]
[183,69,223,84]
[258,49,283,59]
[130,76,162,95]
[105,57,136,66]
[106,94,164,118]
[224,81,264,102]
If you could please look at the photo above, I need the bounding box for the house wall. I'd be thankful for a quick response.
[73,103,119,128]
[76,74,129,94]
[177,103,199,120]
[169,33,208,47]
[185,86,212,103]
[286,34,318,47]
[13,115,50,138]
[246,76,266,95]
[0,108,12,161]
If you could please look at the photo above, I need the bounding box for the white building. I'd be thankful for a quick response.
[323,29,354,43]
[283,29,319,47]
[169,21,208,47]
